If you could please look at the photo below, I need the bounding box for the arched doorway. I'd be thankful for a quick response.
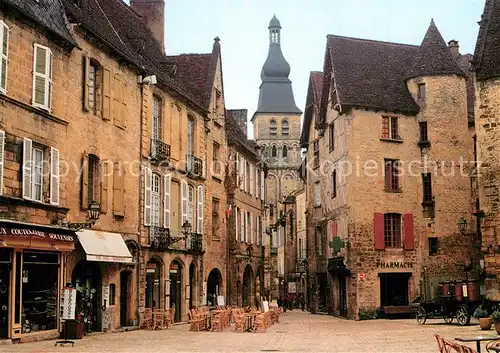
[207,268,222,306]
[146,258,161,309]
[189,262,197,309]
[242,265,254,307]
[72,260,101,332]
[120,270,133,326]
[169,260,183,322]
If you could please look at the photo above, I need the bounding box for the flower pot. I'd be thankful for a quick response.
[494,322,500,334]
[480,317,492,330]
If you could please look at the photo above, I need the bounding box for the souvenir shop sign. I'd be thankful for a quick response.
[62,287,77,320]
[0,227,74,242]
[376,261,414,269]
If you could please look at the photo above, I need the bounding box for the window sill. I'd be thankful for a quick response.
[0,195,70,213]
[314,204,321,208]
[0,94,69,126]
[385,188,402,193]
[380,138,403,144]
[212,175,222,183]
[422,200,434,206]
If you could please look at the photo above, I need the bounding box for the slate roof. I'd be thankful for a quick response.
[456,53,475,124]
[406,20,466,80]
[300,71,323,147]
[61,0,207,113]
[325,35,420,115]
[226,110,260,160]
[474,0,500,81]
[2,0,76,46]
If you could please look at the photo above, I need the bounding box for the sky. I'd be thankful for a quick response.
[126,0,485,138]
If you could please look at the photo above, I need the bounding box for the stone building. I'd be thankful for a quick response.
[252,15,303,300]
[0,0,79,342]
[225,110,268,307]
[301,21,476,319]
[167,38,229,309]
[473,0,500,300]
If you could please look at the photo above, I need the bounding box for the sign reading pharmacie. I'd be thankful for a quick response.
[376,261,414,269]
[0,227,74,242]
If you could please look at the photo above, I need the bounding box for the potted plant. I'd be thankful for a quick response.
[491,310,500,333]
[474,306,492,330]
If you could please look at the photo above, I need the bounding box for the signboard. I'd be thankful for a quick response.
[202,282,207,305]
[0,227,74,242]
[376,261,413,269]
[359,273,365,280]
[263,301,269,312]
[62,287,77,320]
[217,295,225,306]
[102,285,109,308]
[288,282,296,294]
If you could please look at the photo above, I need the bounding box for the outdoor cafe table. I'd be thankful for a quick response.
[455,334,500,353]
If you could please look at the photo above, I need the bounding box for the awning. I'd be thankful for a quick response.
[327,257,351,275]
[77,229,132,263]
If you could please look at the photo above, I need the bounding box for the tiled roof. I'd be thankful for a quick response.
[300,71,322,147]
[474,0,500,81]
[61,0,207,113]
[2,0,76,46]
[226,110,260,159]
[406,20,466,80]
[326,35,420,115]
[456,53,475,124]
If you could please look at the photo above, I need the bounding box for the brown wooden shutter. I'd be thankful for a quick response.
[403,213,414,250]
[121,78,127,129]
[81,152,89,209]
[374,213,385,250]
[113,162,124,217]
[102,68,111,120]
[100,160,109,214]
[113,73,122,128]
[83,55,90,112]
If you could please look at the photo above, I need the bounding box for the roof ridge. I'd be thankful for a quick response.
[327,34,418,48]
[168,53,211,57]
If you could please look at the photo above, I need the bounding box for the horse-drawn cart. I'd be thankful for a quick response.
[410,280,481,326]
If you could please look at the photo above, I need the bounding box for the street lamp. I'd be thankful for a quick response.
[458,217,468,234]
[181,221,192,236]
[67,201,101,230]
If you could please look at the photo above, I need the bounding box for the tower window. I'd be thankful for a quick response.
[271,146,277,158]
[270,120,277,135]
[282,120,289,135]
[282,145,288,158]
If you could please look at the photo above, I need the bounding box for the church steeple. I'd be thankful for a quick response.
[253,15,302,117]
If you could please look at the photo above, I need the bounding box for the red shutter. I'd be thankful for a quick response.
[374,213,385,250]
[404,213,414,250]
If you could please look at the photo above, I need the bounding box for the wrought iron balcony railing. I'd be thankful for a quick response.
[150,226,170,251]
[151,139,171,163]
[186,154,203,177]
[186,233,203,252]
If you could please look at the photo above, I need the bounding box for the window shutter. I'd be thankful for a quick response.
[181,180,188,225]
[255,168,259,199]
[0,22,9,93]
[403,213,414,250]
[32,44,52,109]
[235,207,238,240]
[374,213,385,250]
[249,164,254,196]
[113,73,123,127]
[0,130,4,195]
[144,167,152,226]
[240,209,244,242]
[164,175,171,229]
[22,138,32,200]
[250,214,254,244]
[197,185,204,234]
[102,68,111,120]
[239,157,244,190]
[235,153,239,187]
[260,171,265,201]
[113,162,124,217]
[80,152,89,209]
[49,147,60,205]
[100,161,109,214]
[83,55,90,111]
[121,78,128,129]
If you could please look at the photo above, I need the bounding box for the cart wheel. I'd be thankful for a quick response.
[443,314,454,324]
[416,307,427,325]
[456,305,471,326]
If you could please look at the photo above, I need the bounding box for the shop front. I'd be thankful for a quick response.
[69,230,134,333]
[0,220,76,341]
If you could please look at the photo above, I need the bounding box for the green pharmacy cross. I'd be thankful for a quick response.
[329,237,345,254]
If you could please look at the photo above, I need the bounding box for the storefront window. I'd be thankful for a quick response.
[21,251,59,333]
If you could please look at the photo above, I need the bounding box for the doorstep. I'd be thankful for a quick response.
[0,339,12,345]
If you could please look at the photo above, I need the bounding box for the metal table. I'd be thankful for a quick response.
[455,335,500,353]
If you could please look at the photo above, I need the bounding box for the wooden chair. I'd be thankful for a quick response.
[188,311,203,331]
[234,312,246,333]
[138,308,152,330]
[211,313,224,332]
[487,340,500,352]
[153,309,164,330]
[253,313,268,332]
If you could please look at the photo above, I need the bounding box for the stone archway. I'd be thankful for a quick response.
[145,258,162,309]
[242,265,254,307]
[207,268,223,306]
[72,260,102,332]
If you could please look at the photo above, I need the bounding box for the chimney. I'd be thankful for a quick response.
[130,0,165,53]
[228,109,248,137]
[447,39,460,59]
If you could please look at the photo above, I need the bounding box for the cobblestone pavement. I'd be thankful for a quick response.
[0,311,496,352]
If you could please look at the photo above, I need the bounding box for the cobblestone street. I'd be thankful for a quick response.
[0,311,494,352]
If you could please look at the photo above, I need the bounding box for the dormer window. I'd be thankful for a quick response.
[381,116,401,141]
[270,119,277,135]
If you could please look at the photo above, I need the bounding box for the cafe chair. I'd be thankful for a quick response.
[486,340,500,352]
